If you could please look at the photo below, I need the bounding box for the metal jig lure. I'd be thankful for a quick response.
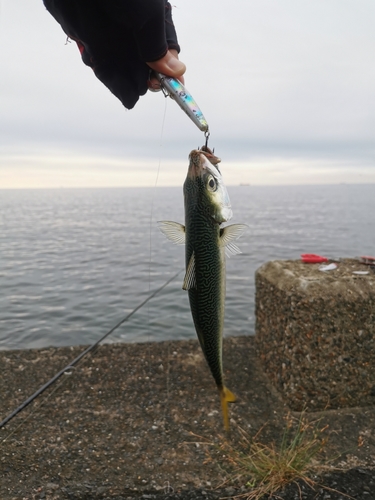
[156,73,209,134]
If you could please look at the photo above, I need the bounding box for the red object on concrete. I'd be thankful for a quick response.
[301,254,329,264]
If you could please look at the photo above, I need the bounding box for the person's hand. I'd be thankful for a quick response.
[43,0,186,109]
[147,49,186,91]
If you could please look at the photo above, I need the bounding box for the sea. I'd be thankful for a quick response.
[0,184,374,351]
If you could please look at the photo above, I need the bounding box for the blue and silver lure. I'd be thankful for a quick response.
[156,73,209,134]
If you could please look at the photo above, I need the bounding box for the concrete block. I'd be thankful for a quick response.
[255,259,375,411]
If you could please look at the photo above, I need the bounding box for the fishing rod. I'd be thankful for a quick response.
[0,269,183,430]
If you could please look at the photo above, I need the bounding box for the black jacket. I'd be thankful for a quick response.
[43,0,180,109]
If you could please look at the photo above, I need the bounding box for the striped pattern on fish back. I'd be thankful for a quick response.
[184,182,226,390]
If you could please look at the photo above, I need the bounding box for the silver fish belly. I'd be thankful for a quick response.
[159,149,246,430]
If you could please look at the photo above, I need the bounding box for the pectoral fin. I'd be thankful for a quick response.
[158,221,186,245]
[220,224,247,257]
[182,252,196,290]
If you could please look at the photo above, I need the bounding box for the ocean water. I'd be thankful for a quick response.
[0,184,374,351]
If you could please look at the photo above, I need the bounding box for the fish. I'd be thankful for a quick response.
[159,148,246,431]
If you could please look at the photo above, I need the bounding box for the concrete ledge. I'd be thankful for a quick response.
[255,259,375,411]
[1,337,375,498]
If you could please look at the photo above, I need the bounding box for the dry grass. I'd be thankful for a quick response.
[200,413,330,499]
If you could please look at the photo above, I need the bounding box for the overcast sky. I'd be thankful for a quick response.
[0,0,374,188]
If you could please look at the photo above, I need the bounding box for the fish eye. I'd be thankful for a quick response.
[207,176,217,191]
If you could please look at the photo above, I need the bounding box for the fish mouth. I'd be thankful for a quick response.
[187,149,232,223]
[187,149,221,179]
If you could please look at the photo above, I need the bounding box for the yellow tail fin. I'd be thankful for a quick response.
[220,386,236,431]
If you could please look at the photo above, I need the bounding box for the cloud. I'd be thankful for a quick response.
[0,0,374,188]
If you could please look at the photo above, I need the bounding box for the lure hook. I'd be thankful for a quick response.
[204,129,210,150]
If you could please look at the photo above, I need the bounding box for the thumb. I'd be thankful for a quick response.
[147,50,186,80]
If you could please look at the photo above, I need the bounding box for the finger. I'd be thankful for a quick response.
[147,74,162,92]
[169,50,184,84]
[147,50,186,84]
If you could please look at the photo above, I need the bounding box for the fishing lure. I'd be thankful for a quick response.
[156,73,209,135]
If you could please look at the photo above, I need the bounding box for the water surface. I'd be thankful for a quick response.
[1,184,374,350]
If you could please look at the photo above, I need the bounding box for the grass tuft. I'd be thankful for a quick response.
[211,413,329,499]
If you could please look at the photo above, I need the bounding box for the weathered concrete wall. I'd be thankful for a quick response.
[255,259,375,411]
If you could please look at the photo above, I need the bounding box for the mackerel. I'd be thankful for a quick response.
[159,149,246,430]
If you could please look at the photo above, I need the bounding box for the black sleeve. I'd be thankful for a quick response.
[43,0,181,109]
[164,1,180,54]
[100,0,180,62]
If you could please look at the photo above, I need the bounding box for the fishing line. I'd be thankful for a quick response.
[155,99,174,434]
[146,96,170,428]
[0,269,182,433]
[147,95,168,315]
